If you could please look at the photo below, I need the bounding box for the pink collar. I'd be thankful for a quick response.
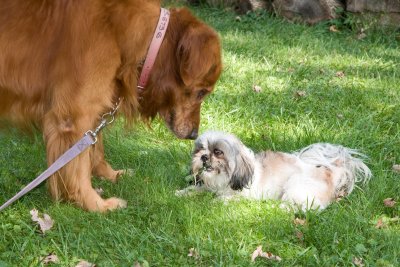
[137,8,170,91]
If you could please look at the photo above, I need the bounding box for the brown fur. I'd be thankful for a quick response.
[0,0,222,211]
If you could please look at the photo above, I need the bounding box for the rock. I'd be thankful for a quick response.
[272,0,343,25]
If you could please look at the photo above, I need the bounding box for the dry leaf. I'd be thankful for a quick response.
[188,248,199,259]
[30,209,54,233]
[353,257,364,267]
[133,262,141,267]
[75,261,96,267]
[383,198,396,207]
[42,253,59,265]
[251,246,263,262]
[251,246,281,262]
[392,164,400,173]
[294,91,307,98]
[375,218,387,229]
[329,25,339,32]
[295,231,304,242]
[357,32,367,40]
[253,85,262,93]
[287,67,295,73]
[293,218,306,226]
[335,71,345,78]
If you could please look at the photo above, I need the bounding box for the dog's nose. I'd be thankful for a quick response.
[187,129,198,140]
[201,154,209,162]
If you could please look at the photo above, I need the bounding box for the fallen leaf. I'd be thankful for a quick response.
[293,218,306,226]
[295,231,304,242]
[251,246,281,262]
[375,218,387,229]
[75,260,96,267]
[357,32,367,40]
[335,71,345,78]
[134,260,149,267]
[392,164,400,173]
[252,85,262,93]
[353,257,364,267]
[42,253,59,265]
[30,209,54,233]
[235,16,241,22]
[294,90,307,98]
[329,25,339,32]
[261,251,282,262]
[383,198,396,207]
[188,247,199,259]
[287,67,295,73]
[251,246,263,262]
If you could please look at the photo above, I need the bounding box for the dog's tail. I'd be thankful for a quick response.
[295,143,372,196]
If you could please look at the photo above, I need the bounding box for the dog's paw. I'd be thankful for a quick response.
[175,185,204,197]
[104,197,127,211]
[175,189,188,197]
[120,168,135,177]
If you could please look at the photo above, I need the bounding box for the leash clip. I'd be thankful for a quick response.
[86,98,123,143]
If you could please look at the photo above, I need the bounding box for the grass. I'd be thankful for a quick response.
[1,5,400,267]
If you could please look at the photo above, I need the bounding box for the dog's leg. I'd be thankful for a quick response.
[44,112,126,212]
[91,133,125,182]
[175,185,207,197]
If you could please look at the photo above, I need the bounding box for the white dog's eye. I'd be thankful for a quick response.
[213,148,223,157]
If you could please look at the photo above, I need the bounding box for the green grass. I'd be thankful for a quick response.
[1,6,399,266]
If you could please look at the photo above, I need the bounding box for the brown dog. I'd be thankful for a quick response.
[0,0,222,211]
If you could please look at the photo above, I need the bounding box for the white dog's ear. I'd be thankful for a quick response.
[229,149,254,191]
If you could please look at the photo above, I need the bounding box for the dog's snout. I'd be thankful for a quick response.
[187,129,198,140]
[201,154,209,162]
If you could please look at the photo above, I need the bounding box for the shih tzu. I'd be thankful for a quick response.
[176,131,372,210]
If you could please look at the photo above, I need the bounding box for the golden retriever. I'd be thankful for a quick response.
[0,0,222,211]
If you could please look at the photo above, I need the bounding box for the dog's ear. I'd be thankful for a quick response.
[176,15,221,86]
[229,148,254,191]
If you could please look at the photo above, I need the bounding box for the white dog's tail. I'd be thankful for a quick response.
[295,143,372,196]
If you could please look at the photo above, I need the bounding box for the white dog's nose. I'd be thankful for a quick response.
[201,154,209,162]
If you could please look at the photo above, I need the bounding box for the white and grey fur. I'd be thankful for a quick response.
[176,131,372,210]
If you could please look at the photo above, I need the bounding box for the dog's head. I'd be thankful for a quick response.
[192,131,255,192]
[140,8,222,139]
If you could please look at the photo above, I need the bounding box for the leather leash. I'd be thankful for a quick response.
[0,99,121,212]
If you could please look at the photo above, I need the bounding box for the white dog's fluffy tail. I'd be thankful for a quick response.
[295,143,372,196]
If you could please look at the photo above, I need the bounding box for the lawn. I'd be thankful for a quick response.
[1,4,399,266]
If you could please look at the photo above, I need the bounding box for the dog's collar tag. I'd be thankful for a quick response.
[137,8,170,91]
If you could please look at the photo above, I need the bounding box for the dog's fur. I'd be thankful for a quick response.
[177,131,372,210]
[0,0,222,211]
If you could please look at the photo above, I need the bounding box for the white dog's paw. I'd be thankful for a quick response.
[175,189,188,197]
[175,185,205,197]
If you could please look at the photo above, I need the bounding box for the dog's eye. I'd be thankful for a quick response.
[197,89,208,100]
[213,149,223,156]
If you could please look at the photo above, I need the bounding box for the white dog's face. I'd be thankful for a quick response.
[191,131,255,192]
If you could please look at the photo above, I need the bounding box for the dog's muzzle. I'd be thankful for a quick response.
[201,155,213,171]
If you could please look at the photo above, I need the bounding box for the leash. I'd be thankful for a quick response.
[0,99,122,212]
[0,7,170,212]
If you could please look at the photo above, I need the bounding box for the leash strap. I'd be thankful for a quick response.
[137,8,170,90]
[0,134,95,212]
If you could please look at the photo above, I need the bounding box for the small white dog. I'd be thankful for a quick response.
[176,131,372,210]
